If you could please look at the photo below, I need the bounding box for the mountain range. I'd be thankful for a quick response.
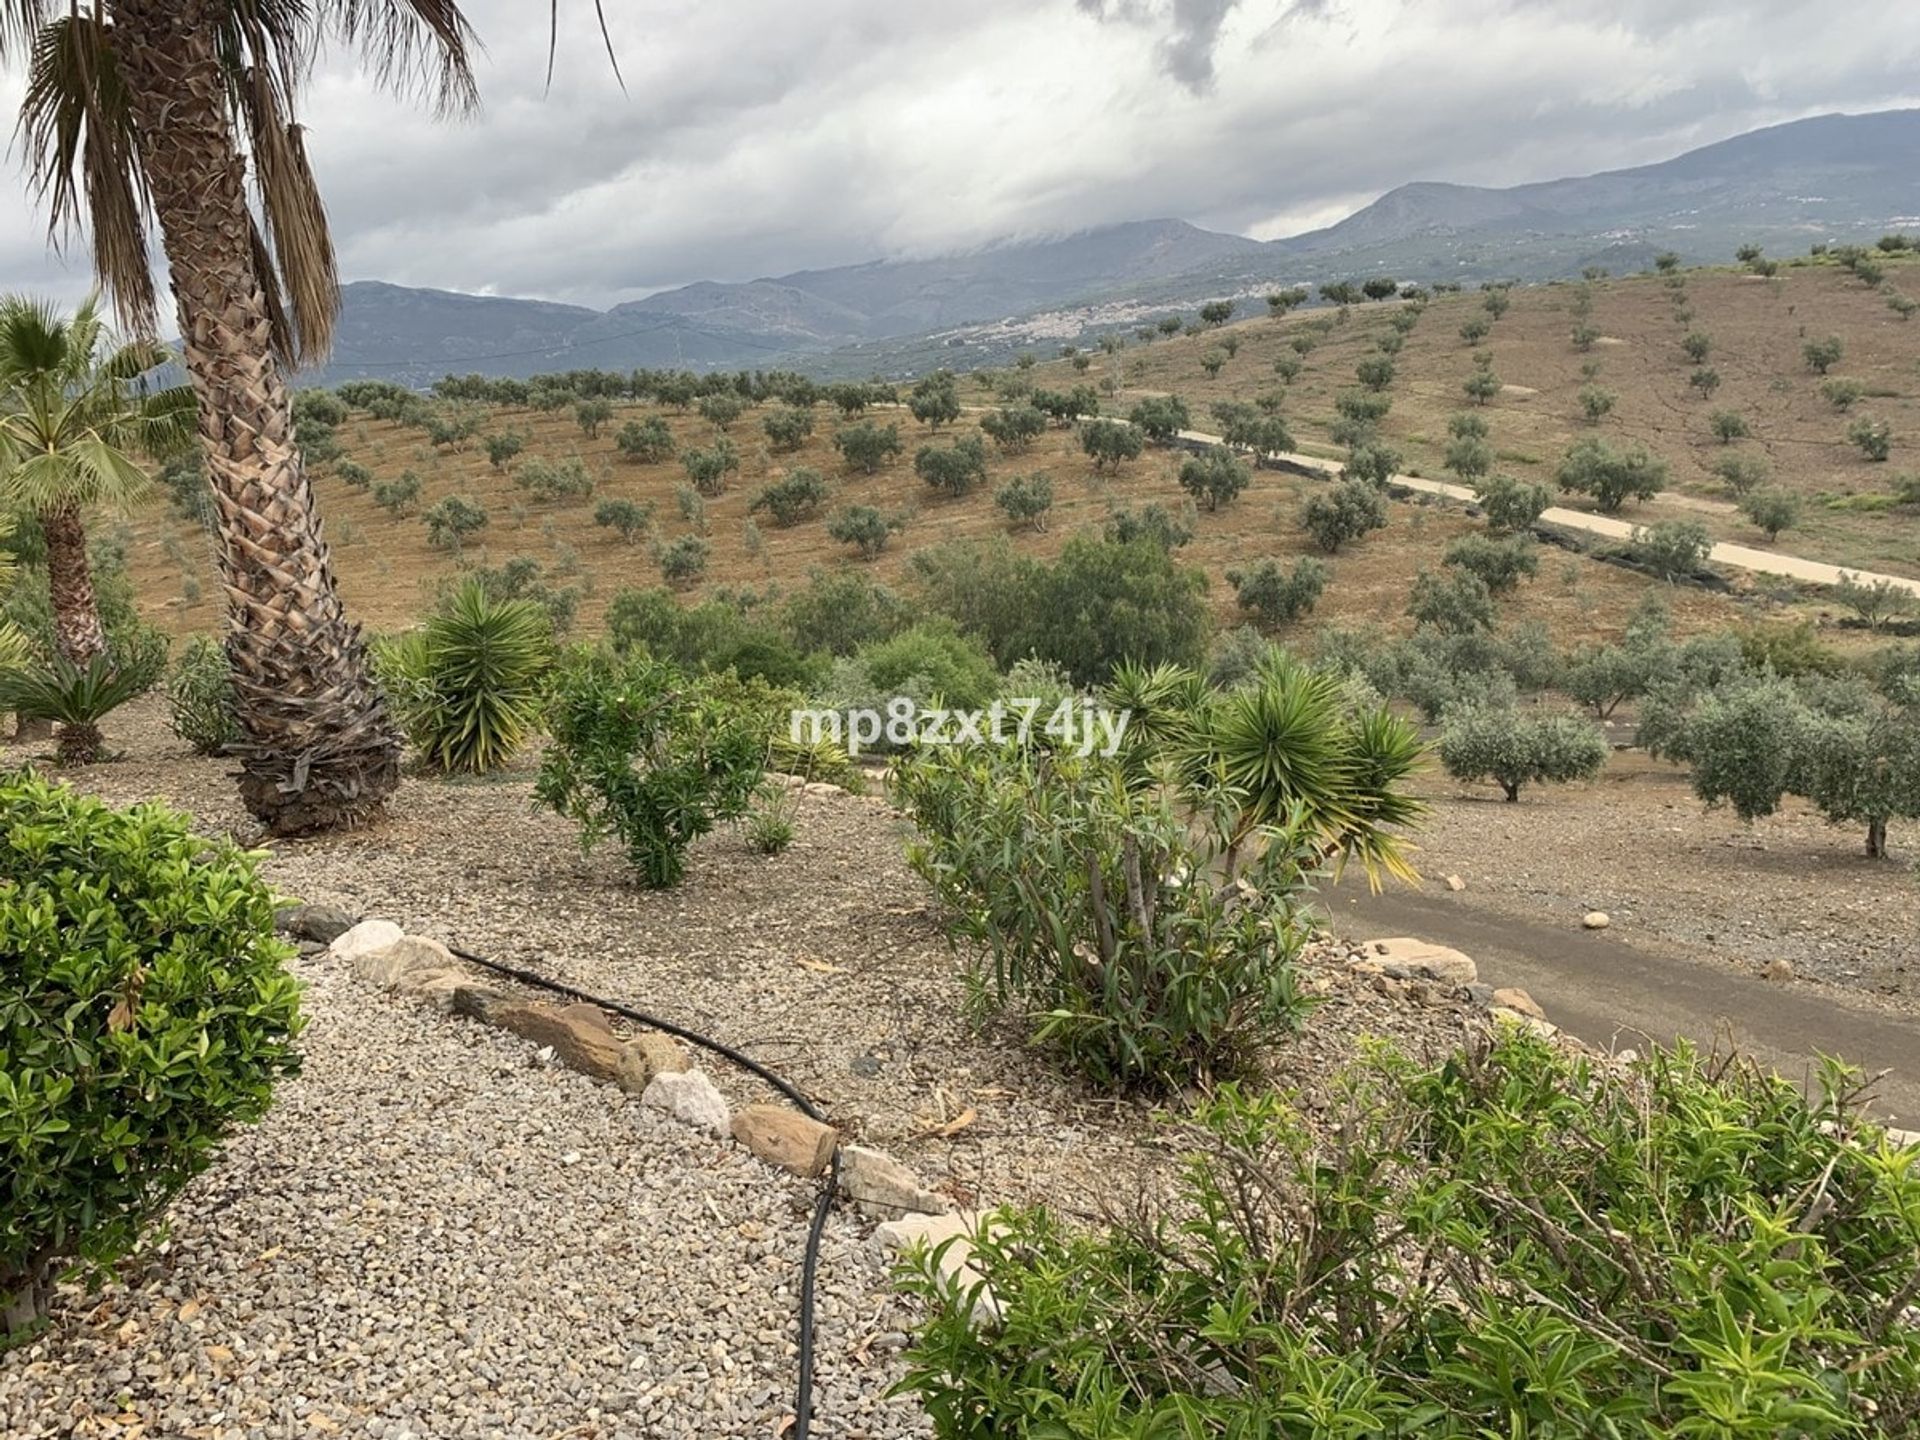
[311,108,1920,386]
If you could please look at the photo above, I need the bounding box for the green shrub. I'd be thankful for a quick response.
[1473,473,1551,534]
[1177,446,1251,512]
[1740,487,1801,540]
[856,622,999,710]
[1439,700,1608,799]
[695,391,743,431]
[483,430,526,470]
[749,468,830,528]
[1820,376,1867,411]
[915,435,989,497]
[761,406,813,453]
[826,504,897,559]
[1848,416,1893,462]
[371,472,421,516]
[980,404,1046,454]
[163,635,239,755]
[0,635,167,766]
[1444,532,1538,593]
[1301,479,1386,552]
[1125,394,1190,443]
[656,534,711,586]
[593,497,654,544]
[1226,556,1327,628]
[991,472,1053,532]
[1628,519,1712,581]
[680,438,740,495]
[372,580,551,774]
[1713,452,1770,495]
[0,774,303,1335]
[897,1032,1920,1436]
[1103,502,1193,551]
[615,416,676,463]
[421,494,488,553]
[534,653,765,887]
[1556,436,1667,512]
[1708,408,1750,443]
[1012,536,1212,686]
[743,784,797,855]
[1078,418,1143,471]
[833,420,904,474]
[1803,335,1844,373]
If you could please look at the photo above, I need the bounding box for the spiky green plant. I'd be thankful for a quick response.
[0,636,167,764]
[373,580,550,774]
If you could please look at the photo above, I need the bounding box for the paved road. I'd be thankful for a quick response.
[1322,876,1920,1127]
[1173,429,1920,597]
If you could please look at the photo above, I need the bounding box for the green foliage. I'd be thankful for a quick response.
[1301,479,1385,553]
[1198,299,1235,326]
[695,392,744,431]
[483,430,525,470]
[0,638,167,765]
[1848,416,1893,461]
[1803,336,1844,374]
[1270,353,1302,384]
[826,504,898,559]
[372,580,551,774]
[534,653,766,887]
[1226,556,1327,628]
[1713,451,1770,496]
[575,397,614,438]
[1681,330,1712,363]
[1103,502,1194,551]
[1444,432,1494,481]
[857,621,1000,710]
[743,784,796,855]
[517,454,596,503]
[1078,418,1143,471]
[1708,409,1750,443]
[681,437,741,495]
[593,497,654,544]
[1408,568,1496,634]
[1556,436,1668,512]
[1177,445,1250,512]
[371,472,421,516]
[914,434,989,498]
[1031,385,1100,425]
[1628,519,1712,581]
[833,419,904,474]
[1440,700,1607,799]
[748,467,830,528]
[0,775,302,1331]
[1473,474,1551,534]
[1343,440,1401,487]
[421,494,488,553]
[908,371,961,429]
[656,534,711,586]
[761,406,812,452]
[1125,394,1190,443]
[615,416,676,463]
[1832,572,1919,630]
[1458,314,1490,345]
[992,472,1053,532]
[898,1032,1920,1436]
[1354,355,1395,392]
[1444,532,1538,593]
[1461,367,1500,405]
[1740,487,1801,540]
[1820,376,1867,412]
[163,635,238,755]
[1213,402,1292,456]
[980,404,1045,454]
[779,570,914,656]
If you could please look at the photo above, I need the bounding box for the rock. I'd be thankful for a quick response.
[491,1001,625,1081]
[354,935,459,988]
[1490,986,1544,1020]
[1346,957,1384,977]
[837,1145,950,1219]
[278,903,357,945]
[641,1070,731,1135]
[1445,874,1466,892]
[395,969,469,1009]
[329,919,404,963]
[615,1033,691,1094]
[449,984,509,1021]
[1464,983,1496,1008]
[873,1211,1003,1326]
[849,1053,883,1078]
[1582,911,1611,930]
[1764,958,1794,983]
[730,1104,839,1178]
[1491,1006,1558,1038]
[1369,938,1477,986]
[802,781,843,798]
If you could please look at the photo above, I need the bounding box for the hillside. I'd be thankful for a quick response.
[118,255,1920,663]
[302,111,1920,386]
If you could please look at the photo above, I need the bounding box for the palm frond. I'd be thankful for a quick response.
[239,60,337,364]
[330,0,482,116]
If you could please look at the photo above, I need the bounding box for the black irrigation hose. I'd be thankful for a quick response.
[437,940,839,1439]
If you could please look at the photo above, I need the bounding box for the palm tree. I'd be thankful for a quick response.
[0,295,191,665]
[0,1,488,833]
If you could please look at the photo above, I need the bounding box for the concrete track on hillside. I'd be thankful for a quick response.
[1173,428,1920,596]
[1323,875,1920,1126]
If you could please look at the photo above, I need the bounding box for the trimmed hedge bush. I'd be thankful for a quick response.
[0,773,303,1337]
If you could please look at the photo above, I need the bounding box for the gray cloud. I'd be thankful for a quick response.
[1,0,1917,319]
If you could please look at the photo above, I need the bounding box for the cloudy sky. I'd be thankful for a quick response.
[3,0,1918,316]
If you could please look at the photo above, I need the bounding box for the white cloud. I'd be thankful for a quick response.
[1,0,1917,317]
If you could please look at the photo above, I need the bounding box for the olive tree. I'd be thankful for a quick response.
[1439,701,1610,801]
[1301,479,1386,552]
[1556,437,1668,512]
[1178,446,1251,512]
[1080,418,1145,471]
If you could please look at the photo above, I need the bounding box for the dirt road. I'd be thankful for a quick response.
[1324,875,1920,1126]
[1175,429,1920,597]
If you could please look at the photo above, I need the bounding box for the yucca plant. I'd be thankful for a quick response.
[0,635,167,764]
[372,579,551,774]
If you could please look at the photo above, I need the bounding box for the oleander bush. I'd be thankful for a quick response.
[0,773,303,1339]
[896,1031,1920,1438]
[163,635,240,755]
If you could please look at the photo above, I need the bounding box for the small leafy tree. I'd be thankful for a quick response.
[1344,441,1402,488]
[748,468,831,527]
[1301,480,1386,553]
[594,497,654,544]
[1708,409,1750,443]
[1803,336,1844,374]
[762,406,813,452]
[833,420,903,474]
[519,455,597,504]
[696,391,745,431]
[1444,433,1494,482]
[1462,367,1500,405]
[535,654,766,888]
[575,396,614,439]
[616,416,676,463]
[371,472,421,516]
[0,775,302,1332]
[908,371,962,429]
[1128,395,1191,443]
[1740,488,1800,541]
[1226,556,1327,628]
[1474,474,1551,534]
[915,434,990,497]
[1848,416,1893,461]
[1407,569,1495,633]
[1198,299,1235,326]
[1556,437,1668,512]
[1178,446,1251,512]
[1439,701,1608,800]
[681,438,742,496]
[994,473,1054,532]
[1628,520,1712,581]
[1689,367,1721,399]
[827,505,898,560]
[981,404,1046,453]
[1459,315,1490,345]
[484,431,525,470]
[1355,356,1395,392]
[1104,503,1194,551]
[1444,533,1538,593]
[1820,377,1866,411]
[1681,331,1712,363]
[656,534,711,586]
[1578,384,1615,423]
[422,494,488,553]
[1832,572,1919,630]
[1080,418,1145,471]
[1271,354,1303,385]
[1713,452,1770,495]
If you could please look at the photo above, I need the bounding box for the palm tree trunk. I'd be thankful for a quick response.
[107,0,400,834]
[39,501,107,665]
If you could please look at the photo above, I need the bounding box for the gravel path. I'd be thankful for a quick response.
[0,954,929,1440]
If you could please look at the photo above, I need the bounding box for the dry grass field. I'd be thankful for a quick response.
[118,256,1917,652]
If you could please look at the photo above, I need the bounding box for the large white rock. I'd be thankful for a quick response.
[354,934,457,988]
[329,919,403,963]
[641,1069,731,1136]
[838,1145,951,1219]
[874,1211,1003,1326]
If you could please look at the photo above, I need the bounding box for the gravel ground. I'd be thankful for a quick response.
[0,701,1497,1438]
